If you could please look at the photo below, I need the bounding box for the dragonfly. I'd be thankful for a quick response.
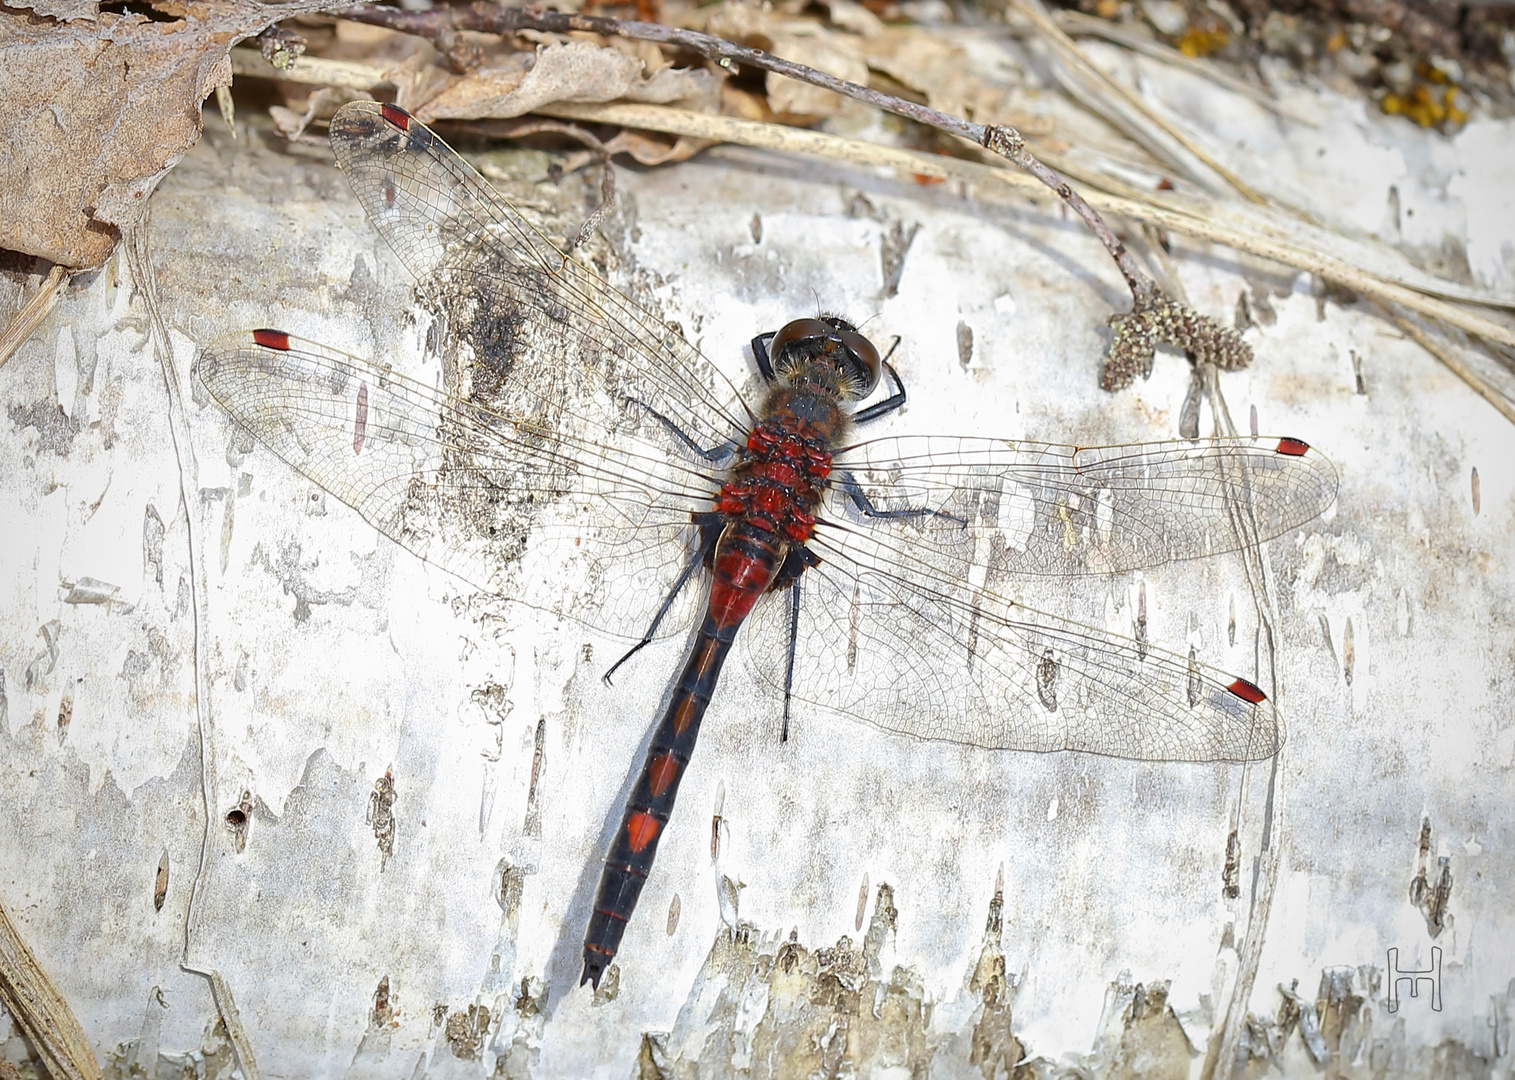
[195,101,1338,991]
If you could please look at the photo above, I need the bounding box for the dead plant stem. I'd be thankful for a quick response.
[332,2,1156,301]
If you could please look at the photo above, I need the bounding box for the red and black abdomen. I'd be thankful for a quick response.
[580,416,835,989]
[580,523,788,988]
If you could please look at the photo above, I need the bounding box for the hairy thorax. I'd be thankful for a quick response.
[706,379,848,629]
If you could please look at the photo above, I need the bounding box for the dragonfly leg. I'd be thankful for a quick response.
[751,332,778,381]
[834,468,950,523]
[850,360,907,426]
[625,397,741,465]
[782,576,800,743]
[768,545,819,742]
[603,514,722,685]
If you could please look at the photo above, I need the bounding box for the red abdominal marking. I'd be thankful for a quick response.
[353,383,369,456]
[380,103,411,131]
[1227,678,1268,704]
[626,811,661,854]
[648,753,679,798]
[252,329,290,351]
[709,550,777,627]
[1276,438,1310,457]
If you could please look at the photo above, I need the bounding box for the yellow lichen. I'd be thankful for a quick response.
[1177,24,1228,57]
[1381,65,1467,132]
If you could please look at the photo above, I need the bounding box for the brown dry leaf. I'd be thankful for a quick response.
[812,0,885,39]
[863,25,1051,132]
[419,40,717,122]
[603,33,670,77]
[0,0,345,269]
[765,23,869,119]
[690,1,779,44]
[269,85,352,140]
[602,128,712,166]
[721,83,780,123]
[11,0,99,22]
[863,26,973,117]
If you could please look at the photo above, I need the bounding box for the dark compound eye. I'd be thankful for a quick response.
[768,319,883,399]
[769,318,835,361]
[837,330,881,396]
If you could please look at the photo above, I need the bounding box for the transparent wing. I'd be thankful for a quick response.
[746,555,1275,761]
[195,331,719,636]
[327,101,754,456]
[205,100,1331,761]
[735,436,1336,760]
[827,435,1337,578]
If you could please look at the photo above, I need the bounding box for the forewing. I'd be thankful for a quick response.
[327,101,752,456]
[827,435,1336,579]
[194,331,717,637]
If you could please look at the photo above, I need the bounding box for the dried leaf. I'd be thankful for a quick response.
[0,0,346,269]
[863,26,1051,131]
[419,40,717,122]
[864,27,972,116]
[602,128,712,165]
[268,85,350,140]
[813,0,885,39]
[692,2,778,43]
[765,25,869,118]
[10,0,99,22]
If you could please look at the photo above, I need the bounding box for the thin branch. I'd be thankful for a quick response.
[1007,0,1266,203]
[1378,302,1515,424]
[0,264,67,370]
[228,49,1515,355]
[333,2,1158,301]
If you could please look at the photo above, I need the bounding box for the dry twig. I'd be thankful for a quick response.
[229,50,1515,346]
[0,891,102,1080]
[0,264,67,370]
[332,1,1250,389]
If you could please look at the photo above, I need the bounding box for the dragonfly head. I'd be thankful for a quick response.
[768,317,881,402]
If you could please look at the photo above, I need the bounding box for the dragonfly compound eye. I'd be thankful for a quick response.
[769,319,881,400]
[769,318,836,363]
[836,330,881,398]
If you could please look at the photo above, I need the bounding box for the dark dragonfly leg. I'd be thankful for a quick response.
[625,397,742,465]
[751,332,778,381]
[834,470,955,523]
[850,360,907,425]
[581,612,738,989]
[769,544,818,743]
[603,513,721,685]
